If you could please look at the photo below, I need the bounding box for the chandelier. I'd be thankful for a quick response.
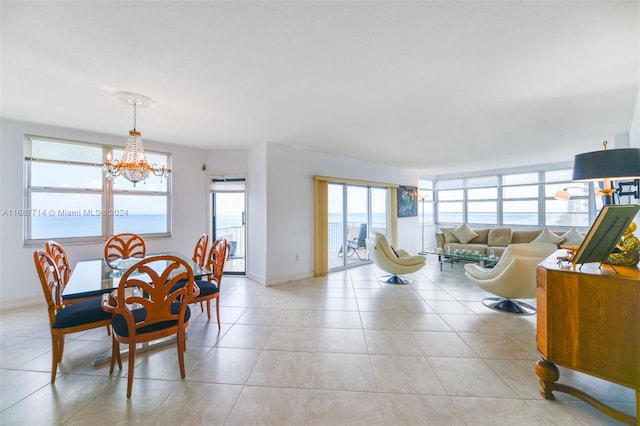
[103,92,168,186]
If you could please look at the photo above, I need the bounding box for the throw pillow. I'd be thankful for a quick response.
[452,223,479,244]
[488,228,513,247]
[441,228,459,244]
[532,228,564,245]
[560,227,585,247]
[390,245,400,257]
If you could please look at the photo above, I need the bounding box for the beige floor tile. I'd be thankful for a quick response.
[247,350,315,388]
[428,357,518,398]
[316,328,367,353]
[319,310,362,328]
[264,327,317,352]
[415,289,457,301]
[225,386,308,426]
[0,369,51,411]
[486,358,545,399]
[321,297,359,311]
[413,331,477,358]
[458,331,535,360]
[524,399,633,425]
[306,390,385,426]
[364,330,422,355]
[216,324,276,349]
[144,382,242,425]
[438,313,490,333]
[0,373,116,424]
[451,396,544,424]
[323,287,356,298]
[379,394,465,425]
[237,307,321,327]
[370,355,446,394]
[426,300,475,314]
[187,347,261,384]
[311,353,376,392]
[65,379,179,425]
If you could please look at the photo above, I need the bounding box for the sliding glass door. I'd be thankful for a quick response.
[328,183,388,270]
[210,178,246,275]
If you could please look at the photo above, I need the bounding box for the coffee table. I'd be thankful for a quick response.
[420,250,499,271]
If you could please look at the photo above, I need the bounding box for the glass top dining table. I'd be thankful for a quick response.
[62,252,211,301]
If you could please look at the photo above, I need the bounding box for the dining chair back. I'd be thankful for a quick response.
[192,233,209,267]
[45,240,72,285]
[101,254,199,398]
[187,238,228,329]
[34,250,112,383]
[104,233,146,261]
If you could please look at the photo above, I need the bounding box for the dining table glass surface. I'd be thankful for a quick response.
[62,252,211,300]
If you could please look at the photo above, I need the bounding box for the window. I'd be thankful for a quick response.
[502,172,539,226]
[24,136,171,244]
[434,168,595,229]
[544,170,590,227]
[418,179,434,224]
[437,186,464,224]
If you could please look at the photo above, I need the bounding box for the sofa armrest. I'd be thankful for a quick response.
[435,233,445,249]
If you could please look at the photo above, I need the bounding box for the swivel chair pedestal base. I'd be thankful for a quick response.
[482,297,536,315]
[381,274,411,285]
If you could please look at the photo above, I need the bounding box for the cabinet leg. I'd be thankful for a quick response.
[535,359,559,400]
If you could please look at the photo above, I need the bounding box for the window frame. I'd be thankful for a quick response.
[24,135,172,246]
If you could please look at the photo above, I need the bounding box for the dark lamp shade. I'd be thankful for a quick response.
[572,148,640,182]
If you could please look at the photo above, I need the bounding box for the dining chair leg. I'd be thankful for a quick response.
[126,342,136,398]
[199,301,204,313]
[50,335,58,383]
[106,325,111,336]
[206,300,211,319]
[109,337,118,374]
[215,297,221,330]
[177,332,186,379]
[58,335,65,362]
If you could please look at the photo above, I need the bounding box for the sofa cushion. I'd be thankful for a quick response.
[561,227,585,247]
[441,228,459,244]
[488,228,512,246]
[452,223,478,244]
[511,230,543,244]
[469,228,490,244]
[532,228,564,245]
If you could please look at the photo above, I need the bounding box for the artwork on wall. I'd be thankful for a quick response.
[397,186,418,217]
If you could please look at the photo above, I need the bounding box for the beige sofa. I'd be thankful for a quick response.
[435,226,572,257]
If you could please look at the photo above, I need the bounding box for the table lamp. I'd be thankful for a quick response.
[572,141,640,205]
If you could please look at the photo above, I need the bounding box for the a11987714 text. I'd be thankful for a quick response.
[2,209,129,217]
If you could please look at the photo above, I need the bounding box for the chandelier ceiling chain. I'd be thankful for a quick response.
[103,92,169,186]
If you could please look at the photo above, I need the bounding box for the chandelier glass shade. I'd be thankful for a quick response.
[103,92,168,186]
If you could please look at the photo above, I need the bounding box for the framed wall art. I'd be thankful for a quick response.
[397,186,418,217]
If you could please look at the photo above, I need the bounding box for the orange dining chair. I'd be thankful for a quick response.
[47,240,111,335]
[192,233,209,267]
[34,250,112,383]
[104,233,146,261]
[101,254,199,398]
[194,237,228,329]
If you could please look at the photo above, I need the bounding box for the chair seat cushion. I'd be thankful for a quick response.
[195,279,219,297]
[53,298,112,329]
[111,303,191,337]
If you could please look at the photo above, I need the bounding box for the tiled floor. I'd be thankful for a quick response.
[1,257,635,425]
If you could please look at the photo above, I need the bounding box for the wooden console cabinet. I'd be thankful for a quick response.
[536,251,640,425]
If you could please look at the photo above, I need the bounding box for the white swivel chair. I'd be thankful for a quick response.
[464,243,557,315]
[366,232,426,284]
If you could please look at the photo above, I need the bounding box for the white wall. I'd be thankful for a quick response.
[630,85,640,148]
[0,119,208,308]
[260,143,424,285]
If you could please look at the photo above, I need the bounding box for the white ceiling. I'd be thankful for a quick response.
[1,1,638,175]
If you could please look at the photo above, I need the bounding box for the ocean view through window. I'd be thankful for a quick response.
[24,136,171,244]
